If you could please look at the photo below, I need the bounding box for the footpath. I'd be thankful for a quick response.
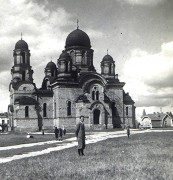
[0,129,172,164]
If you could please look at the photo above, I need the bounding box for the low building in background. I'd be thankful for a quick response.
[141,112,173,128]
[0,112,9,132]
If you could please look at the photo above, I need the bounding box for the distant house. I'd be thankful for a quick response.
[0,112,9,132]
[141,112,173,128]
[0,112,9,125]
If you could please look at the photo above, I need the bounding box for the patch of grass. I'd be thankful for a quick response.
[0,133,74,147]
[0,131,173,179]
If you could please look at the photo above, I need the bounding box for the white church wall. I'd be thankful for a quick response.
[53,87,83,129]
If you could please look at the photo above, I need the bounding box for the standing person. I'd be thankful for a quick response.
[75,116,86,156]
[127,127,130,138]
[58,127,63,141]
[54,127,59,140]
[63,126,66,136]
[42,128,44,135]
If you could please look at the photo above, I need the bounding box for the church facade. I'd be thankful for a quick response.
[8,27,136,131]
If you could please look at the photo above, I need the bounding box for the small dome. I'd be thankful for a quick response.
[65,29,91,49]
[59,51,71,60]
[15,39,28,50]
[46,61,56,70]
[102,54,114,62]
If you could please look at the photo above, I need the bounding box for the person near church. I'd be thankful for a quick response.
[75,115,86,156]
[127,127,130,138]
[63,126,66,136]
[42,128,44,135]
[54,127,59,140]
[58,127,63,141]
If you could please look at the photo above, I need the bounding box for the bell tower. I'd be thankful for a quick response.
[57,51,73,79]
[11,37,33,83]
[8,37,38,131]
[101,52,116,79]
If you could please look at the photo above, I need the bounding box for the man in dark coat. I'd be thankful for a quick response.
[63,128,66,136]
[127,127,130,138]
[58,127,63,141]
[54,127,59,140]
[75,116,86,156]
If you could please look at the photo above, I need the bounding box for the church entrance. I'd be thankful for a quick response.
[112,102,121,128]
[93,109,100,124]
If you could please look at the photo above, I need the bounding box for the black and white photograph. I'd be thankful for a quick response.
[0,0,173,179]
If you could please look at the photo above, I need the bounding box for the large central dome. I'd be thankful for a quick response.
[65,29,91,49]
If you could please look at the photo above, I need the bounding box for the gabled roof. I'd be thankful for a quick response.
[104,93,111,104]
[14,96,38,105]
[76,94,90,103]
[142,112,173,121]
[124,92,134,105]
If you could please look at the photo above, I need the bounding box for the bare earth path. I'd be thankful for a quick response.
[0,129,172,164]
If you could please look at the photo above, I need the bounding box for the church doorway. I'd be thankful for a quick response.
[112,102,121,128]
[93,109,100,124]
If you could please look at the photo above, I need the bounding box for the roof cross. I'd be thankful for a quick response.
[77,19,79,29]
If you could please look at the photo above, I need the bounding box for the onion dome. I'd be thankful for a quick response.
[59,51,71,60]
[65,29,91,49]
[15,39,28,50]
[102,54,114,62]
[46,61,56,70]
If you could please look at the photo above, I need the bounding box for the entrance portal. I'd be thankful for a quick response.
[93,109,100,124]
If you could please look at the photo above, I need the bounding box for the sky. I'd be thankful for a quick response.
[0,0,173,120]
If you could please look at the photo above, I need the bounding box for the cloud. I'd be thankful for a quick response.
[123,41,173,108]
[119,0,165,6]
[0,0,106,112]
[0,0,72,112]
[0,0,71,72]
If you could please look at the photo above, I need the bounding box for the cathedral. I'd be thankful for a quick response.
[8,27,136,131]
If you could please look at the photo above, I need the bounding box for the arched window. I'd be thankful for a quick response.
[67,101,71,116]
[93,109,100,124]
[22,52,25,64]
[43,103,47,117]
[65,62,68,72]
[104,65,109,74]
[25,106,29,117]
[91,86,101,101]
[17,55,20,64]
[92,91,95,100]
[46,80,50,90]
[96,91,99,100]
[70,50,75,64]
[22,71,25,81]
[126,107,128,116]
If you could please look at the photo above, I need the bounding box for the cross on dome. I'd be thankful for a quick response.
[77,19,79,29]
